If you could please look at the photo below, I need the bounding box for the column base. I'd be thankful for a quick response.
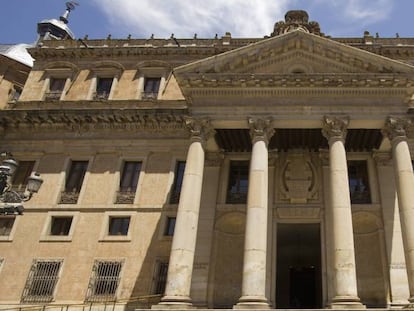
[233,296,270,309]
[151,296,194,310]
[330,296,365,309]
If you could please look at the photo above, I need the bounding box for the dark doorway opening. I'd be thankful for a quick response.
[276,223,322,309]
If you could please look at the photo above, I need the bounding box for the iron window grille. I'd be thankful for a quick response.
[0,217,15,236]
[169,161,185,204]
[115,161,142,204]
[153,262,168,295]
[21,259,63,303]
[226,161,249,204]
[60,161,88,204]
[50,217,73,236]
[86,260,123,302]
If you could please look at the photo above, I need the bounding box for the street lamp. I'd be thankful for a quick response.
[0,154,43,215]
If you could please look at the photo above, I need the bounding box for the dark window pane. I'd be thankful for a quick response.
[164,217,176,236]
[144,78,161,93]
[227,161,249,203]
[109,217,130,235]
[96,77,113,99]
[120,161,142,192]
[50,217,73,235]
[65,161,88,193]
[153,262,168,295]
[49,78,66,92]
[0,217,15,235]
[169,161,185,204]
[348,160,371,204]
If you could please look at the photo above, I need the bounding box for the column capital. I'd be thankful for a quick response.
[382,117,411,143]
[322,115,349,144]
[248,117,275,145]
[372,151,392,167]
[185,117,215,144]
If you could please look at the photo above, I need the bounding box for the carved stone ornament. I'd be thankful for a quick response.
[185,117,215,143]
[372,151,392,167]
[279,151,318,203]
[382,117,411,142]
[322,115,349,143]
[271,10,322,37]
[248,117,275,144]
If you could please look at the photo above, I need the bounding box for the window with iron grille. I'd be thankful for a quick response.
[0,217,15,236]
[94,77,113,100]
[142,77,161,99]
[45,78,66,100]
[108,217,130,236]
[226,161,249,204]
[348,160,371,204]
[11,161,35,193]
[169,161,185,204]
[60,161,88,204]
[116,161,142,204]
[153,261,168,295]
[86,260,123,302]
[164,217,176,236]
[50,217,73,236]
[21,259,63,303]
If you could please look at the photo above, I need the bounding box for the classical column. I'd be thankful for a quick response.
[383,117,414,305]
[322,116,363,309]
[155,118,213,309]
[235,118,274,309]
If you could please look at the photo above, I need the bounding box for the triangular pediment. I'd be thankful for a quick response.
[174,30,414,76]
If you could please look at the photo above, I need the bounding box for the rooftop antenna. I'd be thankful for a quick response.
[60,1,79,24]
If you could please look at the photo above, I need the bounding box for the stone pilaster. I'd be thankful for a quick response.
[235,118,274,309]
[154,118,213,309]
[383,117,414,305]
[322,116,363,309]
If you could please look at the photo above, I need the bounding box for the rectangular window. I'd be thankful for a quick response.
[348,160,371,204]
[153,262,168,295]
[164,217,176,236]
[86,260,123,302]
[60,161,88,204]
[10,85,22,101]
[142,77,161,99]
[226,161,249,204]
[0,217,15,236]
[169,161,185,204]
[94,77,113,100]
[50,217,73,236]
[11,161,35,193]
[45,78,66,100]
[108,217,130,236]
[116,161,142,204]
[21,259,62,303]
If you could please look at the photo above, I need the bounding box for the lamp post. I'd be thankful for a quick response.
[0,154,43,215]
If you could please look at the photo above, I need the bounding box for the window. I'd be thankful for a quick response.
[153,261,168,295]
[50,217,73,236]
[45,78,66,100]
[86,260,123,302]
[227,161,249,203]
[0,217,15,236]
[169,161,185,204]
[60,161,88,204]
[11,161,35,193]
[142,77,161,99]
[108,217,130,236]
[116,161,142,204]
[21,259,63,303]
[10,85,22,101]
[164,217,176,236]
[348,160,371,204]
[94,77,113,100]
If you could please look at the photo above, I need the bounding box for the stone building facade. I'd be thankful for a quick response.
[1,10,414,310]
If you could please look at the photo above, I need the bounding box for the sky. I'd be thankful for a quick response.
[0,0,413,45]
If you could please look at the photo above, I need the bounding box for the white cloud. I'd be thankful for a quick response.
[91,0,394,38]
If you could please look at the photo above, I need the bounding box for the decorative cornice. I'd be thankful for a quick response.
[248,117,275,145]
[322,115,349,144]
[382,116,411,142]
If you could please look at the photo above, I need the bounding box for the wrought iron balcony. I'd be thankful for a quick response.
[59,190,80,204]
[115,190,136,204]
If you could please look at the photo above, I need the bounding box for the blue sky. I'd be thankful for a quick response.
[0,0,413,44]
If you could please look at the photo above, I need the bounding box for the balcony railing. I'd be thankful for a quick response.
[44,91,62,101]
[93,91,110,100]
[141,91,158,100]
[115,191,136,204]
[59,191,80,204]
